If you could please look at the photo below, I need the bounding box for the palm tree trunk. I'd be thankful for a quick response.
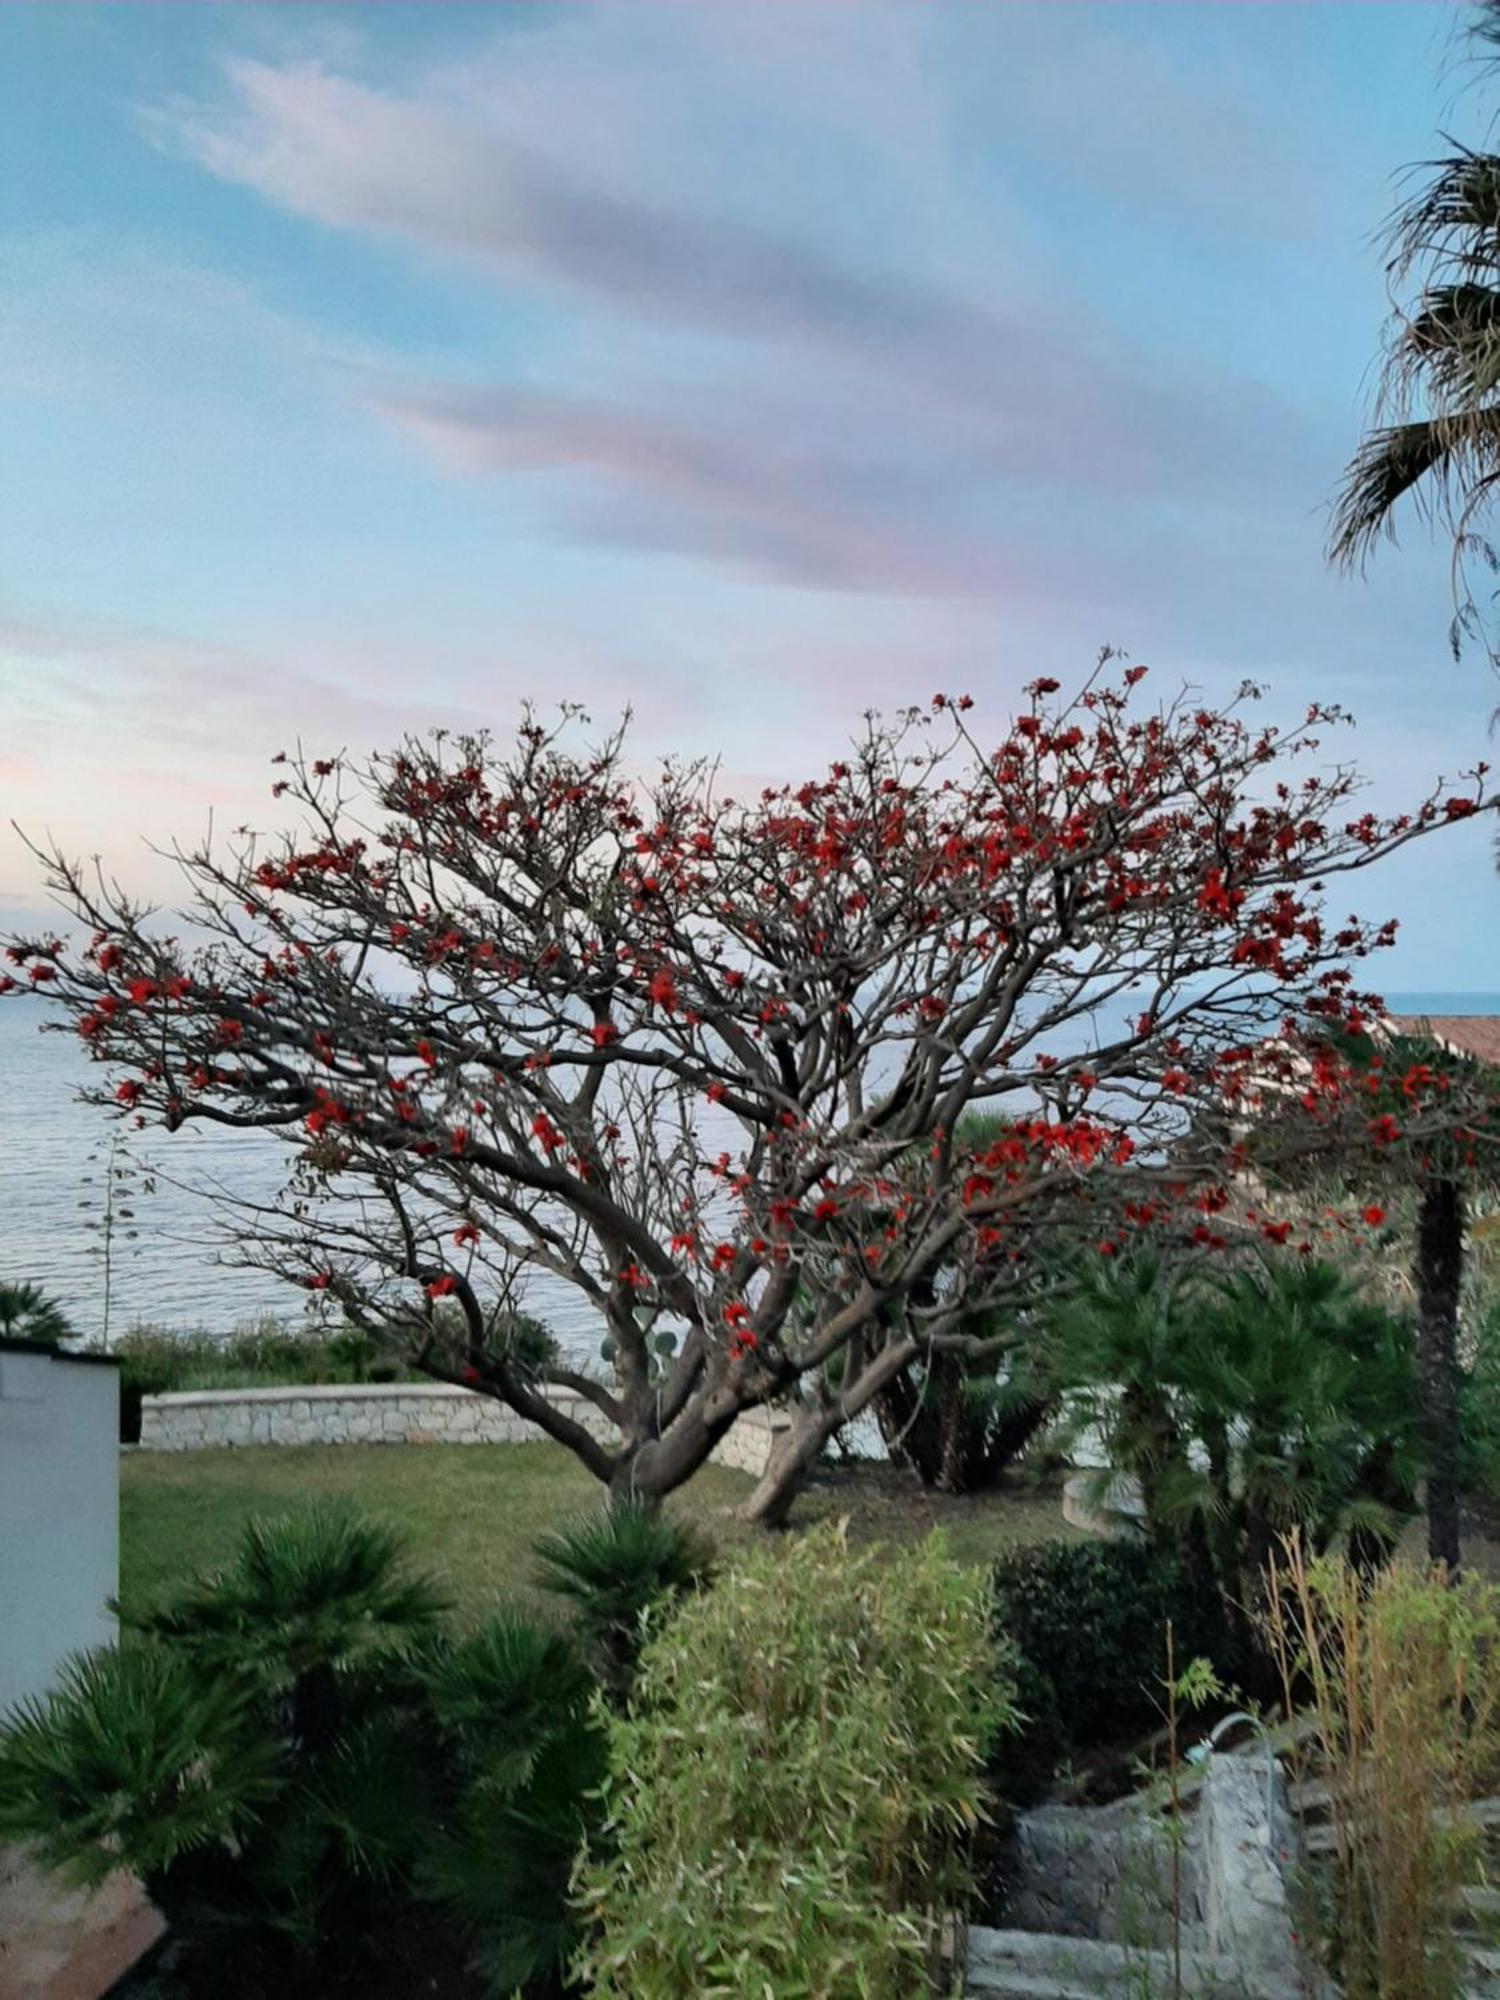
[1416,1174,1465,1568]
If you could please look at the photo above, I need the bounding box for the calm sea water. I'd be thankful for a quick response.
[3,992,1497,1350]
[0,1001,603,1354]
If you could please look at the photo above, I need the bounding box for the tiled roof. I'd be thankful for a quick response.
[1387,1015,1500,1069]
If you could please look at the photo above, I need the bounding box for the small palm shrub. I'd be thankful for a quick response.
[575,1525,1012,2000]
[0,1503,604,2000]
[420,1615,606,1994]
[533,1503,714,1695]
[0,1279,75,1344]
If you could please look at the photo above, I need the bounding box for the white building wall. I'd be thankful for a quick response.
[0,1343,119,1714]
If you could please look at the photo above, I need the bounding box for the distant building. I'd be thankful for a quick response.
[0,1337,118,1713]
[1387,1014,1500,1070]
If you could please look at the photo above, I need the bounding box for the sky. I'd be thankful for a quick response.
[2,0,1499,991]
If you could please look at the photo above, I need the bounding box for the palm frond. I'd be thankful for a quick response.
[533,1505,714,1693]
[0,1645,273,1887]
[0,1281,76,1344]
[1328,408,1500,569]
[134,1503,449,1683]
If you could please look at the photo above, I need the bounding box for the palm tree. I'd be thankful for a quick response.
[0,1281,75,1345]
[1329,6,1500,658]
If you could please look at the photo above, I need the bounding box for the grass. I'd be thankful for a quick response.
[119,1444,1077,1622]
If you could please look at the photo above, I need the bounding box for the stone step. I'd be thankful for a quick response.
[965,1926,1293,2000]
[0,1848,164,2000]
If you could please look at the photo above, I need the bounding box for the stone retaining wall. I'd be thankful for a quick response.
[137,1382,782,1478]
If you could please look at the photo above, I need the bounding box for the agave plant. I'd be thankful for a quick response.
[0,1280,75,1345]
[533,1504,714,1695]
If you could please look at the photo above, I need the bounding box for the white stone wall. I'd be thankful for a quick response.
[138,1382,782,1477]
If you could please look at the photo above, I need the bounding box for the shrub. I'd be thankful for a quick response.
[1264,1539,1500,2000]
[533,1503,715,1696]
[0,1280,76,1344]
[111,1309,560,1432]
[990,1539,1227,1780]
[0,1504,604,2000]
[574,1524,1012,1999]
[419,1614,607,1994]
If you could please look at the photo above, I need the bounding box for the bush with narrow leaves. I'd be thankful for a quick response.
[574,1524,1011,2000]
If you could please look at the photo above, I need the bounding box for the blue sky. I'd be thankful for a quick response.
[2,1,1498,990]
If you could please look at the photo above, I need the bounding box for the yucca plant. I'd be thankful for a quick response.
[0,1279,75,1344]
[533,1503,714,1696]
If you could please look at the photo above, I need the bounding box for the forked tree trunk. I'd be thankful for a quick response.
[741,1340,919,1528]
[1416,1173,1465,1568]
[741,1402,843,1529]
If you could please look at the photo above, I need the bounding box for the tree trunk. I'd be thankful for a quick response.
[933,1354,967,1495]
[741,1399,841,1529]
[605,1391,743,1513]
[1416,1174,1465,1568]
[741,1339,918,1528]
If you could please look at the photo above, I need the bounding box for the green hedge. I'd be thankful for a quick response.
[991,1538,1228,1786]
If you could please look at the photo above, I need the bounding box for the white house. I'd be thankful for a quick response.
[0,1337,118,1714]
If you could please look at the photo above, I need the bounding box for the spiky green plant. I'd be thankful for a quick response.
[133,1503,449,1751]
[533,1503,714,1695]
[418,1615,606,1994]
[0,1644,272,1889]
[0,1279,75,1344]
[1329,3,1500,665]
[0,1503,617,1999]
[1195,1258,1423,1578]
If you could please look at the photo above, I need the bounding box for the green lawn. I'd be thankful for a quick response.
[120,1443,1077,1622]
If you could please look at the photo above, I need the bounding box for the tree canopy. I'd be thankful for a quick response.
[5,664,1492,1515]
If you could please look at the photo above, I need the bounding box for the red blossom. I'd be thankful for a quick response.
[426,1275,459,1299]
[530,1112,564,1154]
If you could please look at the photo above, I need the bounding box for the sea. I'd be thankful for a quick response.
[2,991,1497,1355]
